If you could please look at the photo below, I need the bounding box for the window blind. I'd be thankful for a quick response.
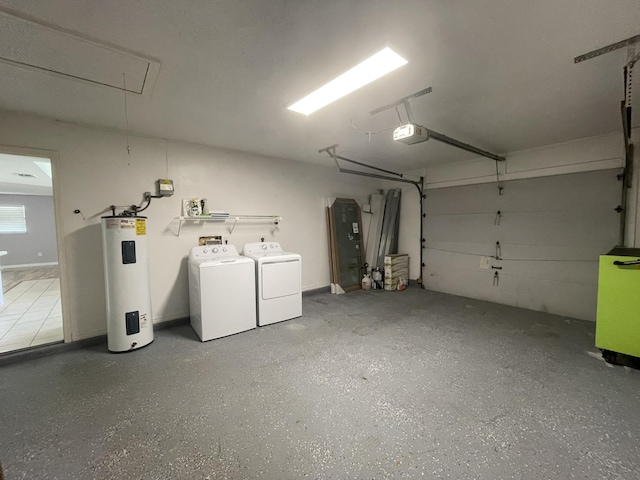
[0,205,27,234]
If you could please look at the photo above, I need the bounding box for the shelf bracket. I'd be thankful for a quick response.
[228,217,239,234]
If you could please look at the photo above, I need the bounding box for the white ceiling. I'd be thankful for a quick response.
[0,0,638,172]
[0,153,52,195]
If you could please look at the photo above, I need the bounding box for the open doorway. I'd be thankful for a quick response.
[0,151,63,353]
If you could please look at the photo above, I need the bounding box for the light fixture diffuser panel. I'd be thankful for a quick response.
[288,47,407,115]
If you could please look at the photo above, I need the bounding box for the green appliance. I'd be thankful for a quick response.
[596,247,640,363]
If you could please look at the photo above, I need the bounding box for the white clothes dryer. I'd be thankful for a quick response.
[242,242,302,326]
[188,245,256,341]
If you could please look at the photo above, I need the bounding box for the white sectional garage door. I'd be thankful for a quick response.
[423,169,622,321]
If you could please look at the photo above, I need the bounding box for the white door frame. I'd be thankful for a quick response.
[0,144,70,344]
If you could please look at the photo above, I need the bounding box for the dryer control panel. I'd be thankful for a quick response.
[243,242,283,256]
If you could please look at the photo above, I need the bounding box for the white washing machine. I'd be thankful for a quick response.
[243,242,302,326]
[188,245,256,341]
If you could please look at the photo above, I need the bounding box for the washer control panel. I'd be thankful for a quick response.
[243,242,283,256]
[190,244,238,260]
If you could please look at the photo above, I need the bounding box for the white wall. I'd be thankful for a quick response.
[0,110,379,341]
[0,194,57,265]
[403,132,626,321]
[425,133,624,189]
[3,107,632,337]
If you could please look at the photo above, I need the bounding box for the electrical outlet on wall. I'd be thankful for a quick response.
[479,256,490,270]
[37,252,43,257]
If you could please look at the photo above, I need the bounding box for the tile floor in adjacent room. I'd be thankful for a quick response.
[0,279,62,353]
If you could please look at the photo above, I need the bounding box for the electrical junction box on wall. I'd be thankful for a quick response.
[393,124,429,145]
[199,235,225,246]
[157,179,174,196]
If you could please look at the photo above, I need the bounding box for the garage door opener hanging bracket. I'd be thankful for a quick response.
[368,88,506,194]
[370,89,507,164]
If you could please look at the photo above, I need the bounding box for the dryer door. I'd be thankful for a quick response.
[262,260,301,299]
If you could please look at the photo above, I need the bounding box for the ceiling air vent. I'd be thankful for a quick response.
[13,173,37,178]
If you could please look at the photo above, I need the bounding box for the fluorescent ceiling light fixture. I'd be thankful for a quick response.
[288,47,408,115]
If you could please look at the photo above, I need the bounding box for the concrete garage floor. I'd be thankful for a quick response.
[1,289,640,479]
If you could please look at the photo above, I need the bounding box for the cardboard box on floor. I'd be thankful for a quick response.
[384,254,409,290]
[384,254,408,274]
[384,253,409,266]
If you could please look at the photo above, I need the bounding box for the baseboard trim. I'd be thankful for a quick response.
[2,262,59,269]
[302,282,421,295]
[0,335,104,366]
[0,317,190,366]
[155,317,189,329]
[302,286,331,296]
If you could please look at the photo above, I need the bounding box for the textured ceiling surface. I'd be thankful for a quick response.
[0,0,638,171]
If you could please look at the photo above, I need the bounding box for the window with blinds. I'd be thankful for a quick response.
[0,205,27,234]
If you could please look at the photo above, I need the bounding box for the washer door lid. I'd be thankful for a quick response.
[262,260,300,299]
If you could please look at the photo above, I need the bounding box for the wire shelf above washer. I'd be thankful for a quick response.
[174,215,282,235]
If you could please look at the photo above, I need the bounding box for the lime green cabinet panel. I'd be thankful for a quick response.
[596,255,640,357]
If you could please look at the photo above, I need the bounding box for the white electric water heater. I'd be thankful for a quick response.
[101,215,154,352]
